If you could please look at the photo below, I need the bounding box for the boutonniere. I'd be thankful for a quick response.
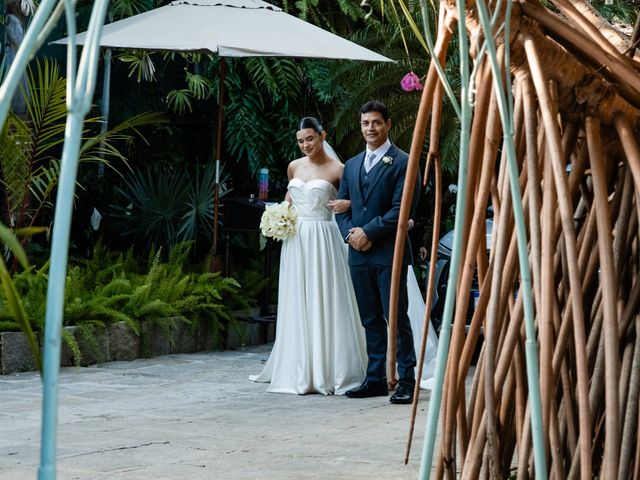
[382,156,393,165]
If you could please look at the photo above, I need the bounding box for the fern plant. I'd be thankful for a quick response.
[177,272,244,349]
[64,267,135,328]
[7,262,49,331]
[1,235,262,363]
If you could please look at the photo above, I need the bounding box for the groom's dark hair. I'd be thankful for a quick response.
[360,100,389,122]
[298,116,324,134]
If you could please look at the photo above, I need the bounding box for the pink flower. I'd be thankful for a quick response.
[400,71,424,92]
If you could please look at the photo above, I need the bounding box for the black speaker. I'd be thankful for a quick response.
[221,198,267,232]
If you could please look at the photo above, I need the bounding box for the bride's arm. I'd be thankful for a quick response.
[327,164,350,213]
[285,161,296,205]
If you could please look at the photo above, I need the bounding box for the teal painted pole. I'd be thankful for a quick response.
[473,0,547,477]
[64,0,78,102]
[38,1,110,479]
[418,0,473,476]
[0,0,60,128]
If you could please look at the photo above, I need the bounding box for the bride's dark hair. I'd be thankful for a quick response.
[297,116,324,134]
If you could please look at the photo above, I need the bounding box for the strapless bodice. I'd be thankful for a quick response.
[288,178,337,221]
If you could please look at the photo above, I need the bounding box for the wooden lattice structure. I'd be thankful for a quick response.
[391,1,640,478]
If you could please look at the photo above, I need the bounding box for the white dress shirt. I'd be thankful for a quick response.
[364,139,392,173]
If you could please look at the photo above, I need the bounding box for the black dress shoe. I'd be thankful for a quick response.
[345,379,389,398]
[389,383,414,404]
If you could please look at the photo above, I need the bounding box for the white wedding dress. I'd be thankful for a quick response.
[407,270,439,389]
[249,178,368,394]
[250,178,439,394]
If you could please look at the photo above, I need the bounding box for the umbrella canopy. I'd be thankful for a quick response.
[53,0,392,62]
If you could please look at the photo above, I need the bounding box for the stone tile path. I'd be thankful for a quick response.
[0,345,440,479]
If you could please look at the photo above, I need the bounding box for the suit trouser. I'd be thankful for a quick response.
[350,264,416,385]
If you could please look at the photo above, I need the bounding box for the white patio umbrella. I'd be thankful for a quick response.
[55,0,391,60]
[53,0,393,252]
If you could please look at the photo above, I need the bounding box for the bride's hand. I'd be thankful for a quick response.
[327,199,351,214]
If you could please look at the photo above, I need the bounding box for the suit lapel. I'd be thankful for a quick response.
[363,144,397,204]
[352,151,366,203]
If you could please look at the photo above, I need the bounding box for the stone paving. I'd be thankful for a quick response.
[0,345,442,479]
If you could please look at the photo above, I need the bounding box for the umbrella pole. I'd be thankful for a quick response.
[212,57,226,258]
[98,48,112,178]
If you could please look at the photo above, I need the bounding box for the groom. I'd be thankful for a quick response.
[336,100,420,404]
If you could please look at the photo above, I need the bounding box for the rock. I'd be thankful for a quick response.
[0,331,39,374]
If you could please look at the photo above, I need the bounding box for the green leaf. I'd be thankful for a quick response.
[185,72,212,100]
[119,51,156,82]
[0,224,30,269]
[166,89,193,115]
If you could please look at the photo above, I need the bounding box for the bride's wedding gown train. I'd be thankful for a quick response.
[250,178,439,394]
[249,178,367,394]
[407,270,439,389]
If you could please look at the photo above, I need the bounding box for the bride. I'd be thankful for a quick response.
[250,117,437,394]
[250,117,367,394]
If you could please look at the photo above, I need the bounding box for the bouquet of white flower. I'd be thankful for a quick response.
[260,201,297,241]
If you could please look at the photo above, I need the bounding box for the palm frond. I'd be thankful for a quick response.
[119,51,156,82]
[79,111,168,163]
[185,71,213,100]
[0,112,32,221]
[109,167,191,250]
[244,57,303,99]
[224,79,275,175]
[109,0,155,19]
[29,160,60,210]
[166,89,193,115]
[25,58,67,142]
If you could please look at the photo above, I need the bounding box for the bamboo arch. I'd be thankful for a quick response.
[386,0,640,477]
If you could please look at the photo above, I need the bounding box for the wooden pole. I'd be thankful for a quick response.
[388,6,454,389]
[523,37,593,477]
[586,115,621,479]
[404,78,444,464]
[211,57,226,257]
[441,63,494,475]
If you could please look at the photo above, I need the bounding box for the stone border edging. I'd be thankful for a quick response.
[0,311,275,374]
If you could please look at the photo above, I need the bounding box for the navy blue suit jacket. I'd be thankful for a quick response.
[336,144,420,267]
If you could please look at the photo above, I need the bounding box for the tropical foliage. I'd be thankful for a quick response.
[0,241,260,362]
[101,1,454,187]
[108,161,232,254]
[0,58,166,232]
[0,225,46,371]
[311,19,460,173]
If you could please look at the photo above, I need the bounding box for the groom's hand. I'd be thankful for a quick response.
[348,227,371,251]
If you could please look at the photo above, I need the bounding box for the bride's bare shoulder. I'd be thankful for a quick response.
[288,157,307,169]
[328,160,344,176]
[287,157,306,178]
